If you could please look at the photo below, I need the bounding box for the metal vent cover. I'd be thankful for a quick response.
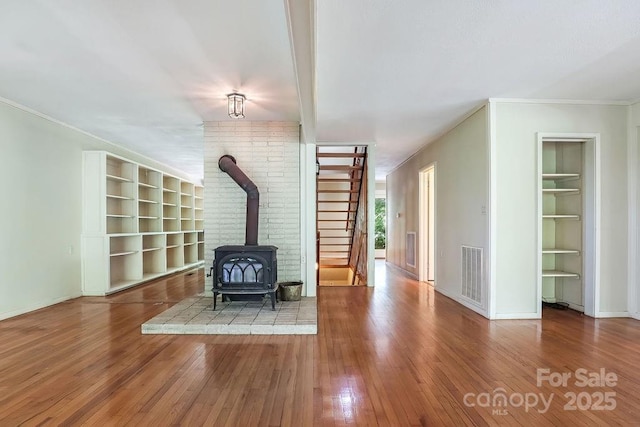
[406,232,416,268]
[461,246,483,304]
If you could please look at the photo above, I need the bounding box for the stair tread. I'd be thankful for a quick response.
[317,200,358,203]
[317,153,365,158]
[317,178,361,182]
[317,227,354,229]
[319,165,363,171]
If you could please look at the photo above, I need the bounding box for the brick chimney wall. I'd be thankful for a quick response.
[204,121,301,283]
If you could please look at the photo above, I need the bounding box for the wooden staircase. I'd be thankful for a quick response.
[316,147,366,275]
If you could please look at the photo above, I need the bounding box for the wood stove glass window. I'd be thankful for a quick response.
[222,256,265,284]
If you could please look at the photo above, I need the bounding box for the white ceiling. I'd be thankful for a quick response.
[2,1,640,181]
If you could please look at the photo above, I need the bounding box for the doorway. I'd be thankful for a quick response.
[537,133,599,317]
[316,145,369,286]
[419,165,435,282]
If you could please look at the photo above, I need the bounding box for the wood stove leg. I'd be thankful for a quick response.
[213,292,218,311]
[270,292,276,311]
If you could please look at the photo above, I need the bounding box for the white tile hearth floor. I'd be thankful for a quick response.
[141,296,317,335]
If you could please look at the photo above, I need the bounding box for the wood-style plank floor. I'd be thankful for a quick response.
[1,263,639,426]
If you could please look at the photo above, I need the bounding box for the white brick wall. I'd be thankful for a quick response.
[204,121,301,284]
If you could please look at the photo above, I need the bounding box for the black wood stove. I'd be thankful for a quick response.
[209,155,279,310]
[211,245,278,310]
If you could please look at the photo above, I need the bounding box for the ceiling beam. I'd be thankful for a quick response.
[283,0,316,143]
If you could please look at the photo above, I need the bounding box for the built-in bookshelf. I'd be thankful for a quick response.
[540,140,584,311]
[82,151,204,296]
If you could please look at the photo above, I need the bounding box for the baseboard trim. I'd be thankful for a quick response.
[384,261,418,280]
[435,287,488,319]
[492,312,541,320]
[0,294,80,321]
[595,311,630,318]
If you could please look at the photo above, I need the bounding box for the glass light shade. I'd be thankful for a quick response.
[227,93,245,119]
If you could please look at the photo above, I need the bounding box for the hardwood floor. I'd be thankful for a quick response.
[1,264,639,426]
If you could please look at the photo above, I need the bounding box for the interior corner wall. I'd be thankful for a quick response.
[203,121,302,291]
[629,102,640,319]
[494,102,628,317]
[386,106,489,316]
[0,100,192,320]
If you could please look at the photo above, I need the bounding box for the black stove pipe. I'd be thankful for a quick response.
[218,155,259,245]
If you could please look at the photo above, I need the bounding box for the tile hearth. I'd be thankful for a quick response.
[141,296,317,335]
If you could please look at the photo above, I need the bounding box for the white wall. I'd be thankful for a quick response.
[387,106,489,316]
[0,100,194,320]
[493,101,628,317]
[0,102,83,320]
[375,181,386,198]
[203,121,303,292]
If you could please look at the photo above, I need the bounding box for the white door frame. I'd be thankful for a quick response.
[419,164,436,283]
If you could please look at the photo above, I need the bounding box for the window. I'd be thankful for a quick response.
[375,198,386,249]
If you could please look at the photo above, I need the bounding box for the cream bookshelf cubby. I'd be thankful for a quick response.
[197,231,205,262]
[138,166,162,233]
[82,151,205,296]
[183,232,198,265]
[106,156,136,234]
[142,234,166,280]
[194,185,204,233]
[166,232,184,272]
[180,181,195,231]
[162,176,180,232]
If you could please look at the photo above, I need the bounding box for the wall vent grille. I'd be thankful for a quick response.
[406,232,416,267]
[461,245,483,304]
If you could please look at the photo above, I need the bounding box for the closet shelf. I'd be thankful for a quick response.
[106,194,133,200]
[542,173,580,181]
[542,188,580,195]
[542,270,580,279]
[139,199,159,204]
[542,248,580,255]
[107,214,135,218]
[542,214,580,220]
